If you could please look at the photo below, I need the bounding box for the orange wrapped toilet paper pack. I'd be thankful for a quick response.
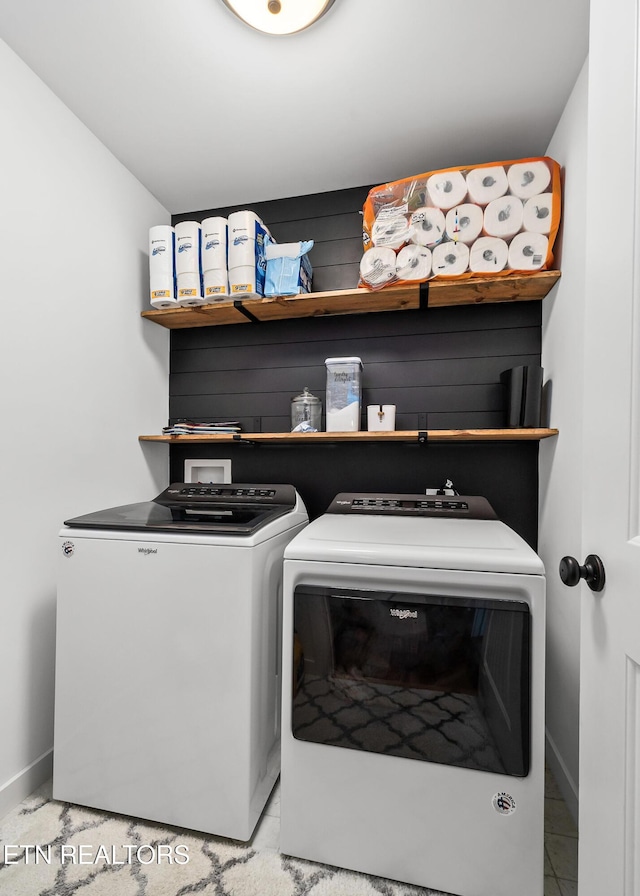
[359,157,561,289]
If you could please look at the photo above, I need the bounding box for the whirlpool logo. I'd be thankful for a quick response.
[389,608,418,620]
[138,547,158,556]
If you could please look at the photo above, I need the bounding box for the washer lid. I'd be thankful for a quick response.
[284,513,544,575]
[64,483,303,538]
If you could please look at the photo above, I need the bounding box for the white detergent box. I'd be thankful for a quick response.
[264,240,313,297]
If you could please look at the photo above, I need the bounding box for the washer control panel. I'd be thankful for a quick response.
[156,483,295,507]
[178,486,277,498]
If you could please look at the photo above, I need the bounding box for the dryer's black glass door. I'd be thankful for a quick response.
[292,585,531,777]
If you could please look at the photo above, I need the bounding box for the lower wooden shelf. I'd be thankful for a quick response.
[139,429,558,444]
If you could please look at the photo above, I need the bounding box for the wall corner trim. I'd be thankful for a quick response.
[0,749,53,821]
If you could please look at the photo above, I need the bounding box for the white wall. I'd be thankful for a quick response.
[539,58,589,821]
[0,39,170,816]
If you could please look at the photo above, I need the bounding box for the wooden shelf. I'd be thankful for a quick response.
[139,429,559,444]
[141,270,561,330]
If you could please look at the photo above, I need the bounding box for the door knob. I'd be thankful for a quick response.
[559,554,606,592]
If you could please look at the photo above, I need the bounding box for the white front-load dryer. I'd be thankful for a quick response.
[280,493,545,896]
[53,483,308,841]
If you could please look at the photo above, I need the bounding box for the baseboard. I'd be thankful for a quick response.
[0,749,53,820]
[545,728,579,825]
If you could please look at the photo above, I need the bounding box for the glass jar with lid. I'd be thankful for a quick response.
[290,387,321,432]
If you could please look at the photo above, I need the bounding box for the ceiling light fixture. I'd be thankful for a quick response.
[221,0,336,35]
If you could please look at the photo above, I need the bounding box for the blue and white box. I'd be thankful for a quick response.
[264,240,314,297]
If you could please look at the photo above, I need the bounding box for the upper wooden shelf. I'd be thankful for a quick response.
[140,270,561,330]
[139,429,559,444]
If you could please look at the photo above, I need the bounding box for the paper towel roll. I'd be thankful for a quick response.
[445,203,484,244]
[228,210,270,270]
[228,209,264,237]
[426,170,467,210]
[469,237,509,273]
[201,217,228,271]
[396,244,432,280]
[150,293,179,309]
[149,225,176,306]
[522,193,553,234]
[228,239,258,268]
[229,265,261,300]
[175,221,201,275]
[409,207,445,246]
[177,271,205,305]
[359,247,397,286]
[371,213,410,249]
[465,166,509,205]
[204,268,229,299]
[507,161,551,200]
[508,232,549,270]
[432,241,470,276]
[483,196,524,239]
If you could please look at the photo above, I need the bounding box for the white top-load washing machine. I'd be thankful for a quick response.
[53,483,307,841]
[281,492,545,896]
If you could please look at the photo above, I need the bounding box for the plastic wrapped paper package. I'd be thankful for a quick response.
[359,156,561,289]
[264,240,313,297]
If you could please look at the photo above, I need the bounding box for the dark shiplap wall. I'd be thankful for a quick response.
[169,303,541,433]
[170,187,543,546]
[173,185,370,293]
[168,440,540,549]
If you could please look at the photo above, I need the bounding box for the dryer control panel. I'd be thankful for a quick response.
[326,493,497,519]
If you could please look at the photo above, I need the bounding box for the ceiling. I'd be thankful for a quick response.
[0,0,590,214]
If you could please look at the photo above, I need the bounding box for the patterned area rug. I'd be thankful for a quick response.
[0,781,448,896]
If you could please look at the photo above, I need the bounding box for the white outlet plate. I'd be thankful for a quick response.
[184,459,232,483]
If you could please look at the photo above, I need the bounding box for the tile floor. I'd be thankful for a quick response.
[252,765,579,896]
[543,766,579,896]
